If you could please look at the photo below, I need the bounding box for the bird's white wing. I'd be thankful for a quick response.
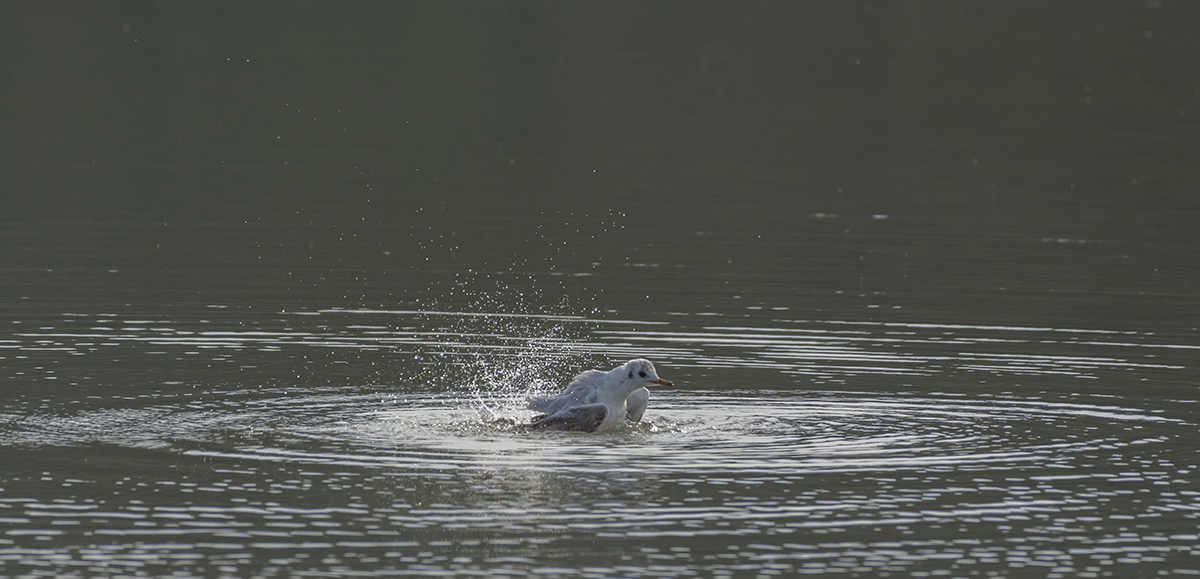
[526,384,597,415]
[526,370,604,415]
[525,403,608,432]
[569,369,608,387]
[625,387,650,422]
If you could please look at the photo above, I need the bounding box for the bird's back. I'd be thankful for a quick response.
[526,370,604,415]
[528,369,650,425]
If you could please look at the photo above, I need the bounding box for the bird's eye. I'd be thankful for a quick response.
[638,371,647,378]
[628,371,633,378]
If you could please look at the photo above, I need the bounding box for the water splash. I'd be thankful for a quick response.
[392,301,608,424]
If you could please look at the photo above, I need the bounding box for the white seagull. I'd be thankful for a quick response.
[525,359,673,432]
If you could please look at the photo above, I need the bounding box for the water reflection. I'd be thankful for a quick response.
[4,0,1199,574]
[1,380,1197,577]
[4,382,1182,477]
[2,307,1197,576]
[5,308,1189,387]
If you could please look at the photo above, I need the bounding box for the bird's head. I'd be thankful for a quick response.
[619,358,673,392]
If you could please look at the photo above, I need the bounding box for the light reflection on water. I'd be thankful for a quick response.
[6,1,1200,573]
[2,309,1198,577]
[8,307,1191,384]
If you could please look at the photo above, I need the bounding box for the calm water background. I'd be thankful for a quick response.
[2,2,1199,577]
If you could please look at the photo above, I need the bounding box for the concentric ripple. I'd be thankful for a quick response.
[2,381,1197,578]
[3,383,1179,478]
[3,309,1198,577]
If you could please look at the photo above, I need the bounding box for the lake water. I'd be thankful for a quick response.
[2,3,1199,578]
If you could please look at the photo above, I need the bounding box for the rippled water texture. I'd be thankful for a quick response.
[4,2,1200,577]
[2,310,1198,577]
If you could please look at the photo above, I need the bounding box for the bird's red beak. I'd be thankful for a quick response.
[652,379,673,386]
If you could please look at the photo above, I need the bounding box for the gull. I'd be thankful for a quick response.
[524,358,673,432]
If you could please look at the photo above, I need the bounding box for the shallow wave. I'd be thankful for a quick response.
[7,309,1191,389]
[2,384,1194,577]
[4,308,1198,578]
[6,383,1177,480]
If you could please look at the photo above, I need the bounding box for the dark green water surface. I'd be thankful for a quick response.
[2,3,1198,577]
